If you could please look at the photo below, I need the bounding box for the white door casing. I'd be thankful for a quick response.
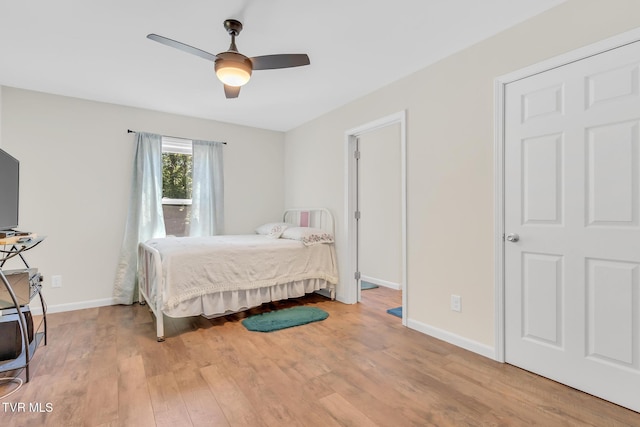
[501,38,640,411]
[344,111,407,324]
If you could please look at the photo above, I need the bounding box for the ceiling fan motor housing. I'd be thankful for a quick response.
[224,19,243,36]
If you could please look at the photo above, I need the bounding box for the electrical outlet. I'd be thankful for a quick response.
[51,275,62,288]
[451,294,461,312]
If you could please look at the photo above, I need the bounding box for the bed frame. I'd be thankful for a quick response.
[137,208,336,341]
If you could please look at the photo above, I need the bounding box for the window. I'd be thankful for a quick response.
[161,137,192,236]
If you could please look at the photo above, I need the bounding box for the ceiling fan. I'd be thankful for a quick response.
[147,19,310,99]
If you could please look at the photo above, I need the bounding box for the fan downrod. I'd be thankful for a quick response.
[224,19,243,36]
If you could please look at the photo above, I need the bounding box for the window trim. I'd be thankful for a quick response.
[162,197,192,205]
[162,136,192,155]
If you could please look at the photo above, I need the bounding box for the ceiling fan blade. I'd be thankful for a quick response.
[224,85,241,99]
[147,34,218,62]
[250,54,310,70]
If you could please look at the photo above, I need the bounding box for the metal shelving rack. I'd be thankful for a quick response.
[0,236,46,383]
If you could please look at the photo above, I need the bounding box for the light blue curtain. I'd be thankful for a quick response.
[190,140,225,236]
[113,132,166,305]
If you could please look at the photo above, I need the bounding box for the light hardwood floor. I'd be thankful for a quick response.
[1,286,639,426]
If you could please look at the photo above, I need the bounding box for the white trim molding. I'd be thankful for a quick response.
[360,274,401,291]
[493,27,640,363]
[29,297,117,316]
[408,318,496,360]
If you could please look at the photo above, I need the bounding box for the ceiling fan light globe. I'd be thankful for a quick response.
[215,59,252,87]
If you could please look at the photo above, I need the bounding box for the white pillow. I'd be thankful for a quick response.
[255,222,292,238]
[281,227,334,246]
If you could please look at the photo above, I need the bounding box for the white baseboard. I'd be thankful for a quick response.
[28,297,116,315]
[407,318,496,360]
[360,275,401,290]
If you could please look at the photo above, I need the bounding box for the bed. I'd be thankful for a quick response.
[137,208,338,341]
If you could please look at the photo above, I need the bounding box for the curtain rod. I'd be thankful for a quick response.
[127,129,227,144]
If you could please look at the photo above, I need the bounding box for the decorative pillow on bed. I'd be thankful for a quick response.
[281,227,334,246]
[255,222,292,238]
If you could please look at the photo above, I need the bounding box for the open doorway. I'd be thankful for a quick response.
[345,111,407,324]
[358,124,403,318]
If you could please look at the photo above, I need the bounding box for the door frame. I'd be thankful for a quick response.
[494,27,640,363]
[345,111,407,325]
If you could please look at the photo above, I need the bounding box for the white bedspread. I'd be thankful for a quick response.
[144,235,338,311]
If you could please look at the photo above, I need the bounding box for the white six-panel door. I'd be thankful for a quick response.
[504,40,640,411]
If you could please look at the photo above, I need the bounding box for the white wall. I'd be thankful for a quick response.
[0,86,3,148]
[284,0,640,351]
[0,87,285,311]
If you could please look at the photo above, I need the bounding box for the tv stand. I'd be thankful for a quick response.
[0,235,46,383]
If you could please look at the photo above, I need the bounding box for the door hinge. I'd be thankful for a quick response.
[354,211,361,220]
[354,271,361,280]
[354,150,361,159]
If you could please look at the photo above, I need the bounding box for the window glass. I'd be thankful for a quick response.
[161,137,192,236]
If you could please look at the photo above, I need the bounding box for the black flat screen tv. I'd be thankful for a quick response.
[0,148,19,231]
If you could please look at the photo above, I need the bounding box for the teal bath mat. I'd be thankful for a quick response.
[242,306,329,332]
[387,306,402,318]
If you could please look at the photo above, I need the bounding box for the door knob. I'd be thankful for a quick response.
[506,233,520,242]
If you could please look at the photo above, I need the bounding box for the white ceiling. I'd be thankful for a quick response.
[0,0,566,132]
